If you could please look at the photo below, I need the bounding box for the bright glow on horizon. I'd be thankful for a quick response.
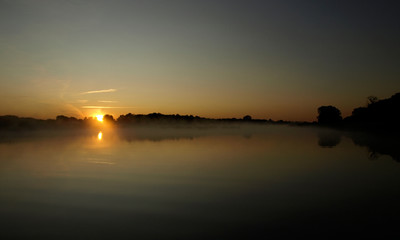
[96,115,104,122]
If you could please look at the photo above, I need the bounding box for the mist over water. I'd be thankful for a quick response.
[0,125,399,239]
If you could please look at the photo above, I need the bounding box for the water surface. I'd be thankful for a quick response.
[0,125,399,239]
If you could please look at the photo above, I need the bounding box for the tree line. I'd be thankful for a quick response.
[1,92,398,131]
[0,113,270,130]
[317,92,400,131]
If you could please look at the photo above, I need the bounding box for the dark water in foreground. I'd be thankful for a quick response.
[0,125,399,239]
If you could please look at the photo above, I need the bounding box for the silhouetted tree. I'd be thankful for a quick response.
[55,115,81,127]
[346,92,400,127]
[0,115,48,130]
[243,115,252,121]
[103,114,115,123]
[317,106,342,124]
[367,95,378,106]
[56,115,69,121]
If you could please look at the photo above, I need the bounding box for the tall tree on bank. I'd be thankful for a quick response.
[317,106,342,124]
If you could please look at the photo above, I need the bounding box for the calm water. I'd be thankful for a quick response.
[0,125,399,239]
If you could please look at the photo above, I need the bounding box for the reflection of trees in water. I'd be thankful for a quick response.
[116,127,214,142]
[318,132,341,148]
[118,131,196,142]
[349,133,400,162]
[317,128,400,162]
[116,126,257,142]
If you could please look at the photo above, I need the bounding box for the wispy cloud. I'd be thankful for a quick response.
[98,100,118,103]
[81,89,117,94]
[81,106,129,109]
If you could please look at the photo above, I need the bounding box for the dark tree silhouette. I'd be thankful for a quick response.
[56,115,69,121]
[317,106,342,124]
[367,95,378,106]
[56,115,80,125]
[243,115,252,121]
[345,92,400,126]
[103,114,115,123]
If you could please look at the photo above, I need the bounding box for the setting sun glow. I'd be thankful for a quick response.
[96,115,104,122]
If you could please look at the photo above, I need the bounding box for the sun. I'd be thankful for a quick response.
[96,114,104,122]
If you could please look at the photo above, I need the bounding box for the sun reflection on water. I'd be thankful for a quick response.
[98,131,103,141]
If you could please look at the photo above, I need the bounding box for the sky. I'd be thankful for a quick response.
[0,0,399,121]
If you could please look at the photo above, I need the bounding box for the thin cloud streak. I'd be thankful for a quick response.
[81,106,129,109]
[98,100,118,103]
[81,89,117,94]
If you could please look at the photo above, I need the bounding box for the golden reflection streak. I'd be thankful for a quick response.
[98,131,103,141]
